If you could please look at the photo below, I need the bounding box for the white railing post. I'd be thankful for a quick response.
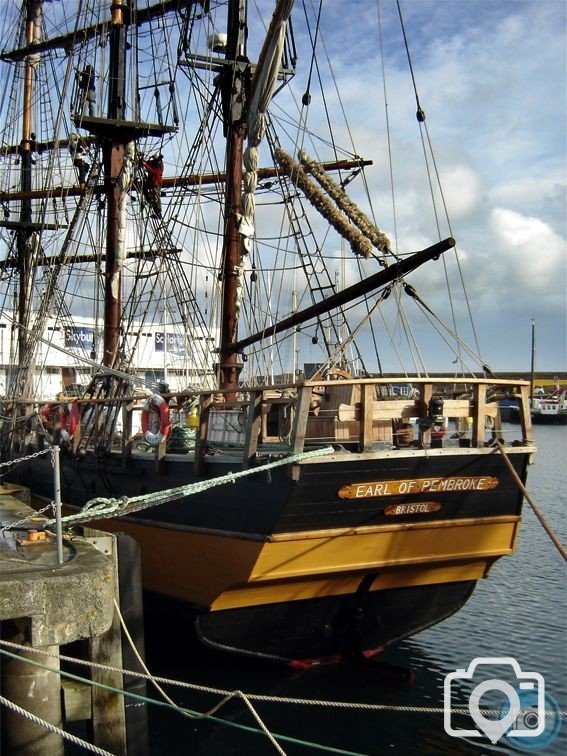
[52,445,63,565]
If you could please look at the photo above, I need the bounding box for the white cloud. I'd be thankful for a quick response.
[440,165,482,218]
[490,207,565,291]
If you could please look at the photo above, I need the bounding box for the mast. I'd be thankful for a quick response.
[218,0,248,394]
[15,0,42,396]
[102,0,129,369]
[530,318,535,404]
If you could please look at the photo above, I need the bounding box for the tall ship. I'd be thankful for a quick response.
[0,0,535,666]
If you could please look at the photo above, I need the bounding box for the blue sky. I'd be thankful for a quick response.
[282,0,566,373]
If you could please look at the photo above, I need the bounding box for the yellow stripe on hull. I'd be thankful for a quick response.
[211,559,494,610]
[98,515,520,611]
[251,515,520,580]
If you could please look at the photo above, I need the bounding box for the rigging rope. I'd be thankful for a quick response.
[394,0,484,374]
[495,441,567,562]
[42,444,334,527]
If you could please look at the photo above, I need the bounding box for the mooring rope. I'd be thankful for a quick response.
[2,641,563,756]
[0,643,366,756]
[114,598,287,755]
[40,445,334,527]
[2,641,565,719]
[495,440,567,561]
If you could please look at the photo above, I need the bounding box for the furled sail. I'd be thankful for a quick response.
[235,0,295,319]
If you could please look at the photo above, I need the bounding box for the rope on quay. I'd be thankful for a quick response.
[0,694,115,756]
[495,440,567,561]
[39,444,335,528]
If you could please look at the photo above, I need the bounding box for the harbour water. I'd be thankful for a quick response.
[144,423,566,755]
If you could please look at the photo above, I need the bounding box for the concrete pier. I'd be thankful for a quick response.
[0,484,116,755]
[1,637,63,755]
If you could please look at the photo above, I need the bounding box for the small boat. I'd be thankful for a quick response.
[506,320,567,426]
[508,391,567,425]
[0,0,536,665]
[528,389,567,425]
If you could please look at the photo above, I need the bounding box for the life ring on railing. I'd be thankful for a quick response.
[39,402,80,444]
[141,394,171,446]
[39,403,57,431]
[64,402,81,440]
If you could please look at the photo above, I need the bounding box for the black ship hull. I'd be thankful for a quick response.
[195,580,477,666]
[12,439,528,664]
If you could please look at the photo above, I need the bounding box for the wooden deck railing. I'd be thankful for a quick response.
[192,377,533,466]
[14,377,533,464]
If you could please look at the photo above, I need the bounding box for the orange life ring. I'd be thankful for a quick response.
[141,394,171,446]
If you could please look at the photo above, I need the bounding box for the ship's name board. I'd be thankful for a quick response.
[338,476,499,500]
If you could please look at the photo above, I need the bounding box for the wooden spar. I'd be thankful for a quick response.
[102,0,128,369]
[0,250,181,268]
[0,1,196,62]
[0,158,372,203]
[222,237,456,356]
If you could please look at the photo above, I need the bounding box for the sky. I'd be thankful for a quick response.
[282,0,566,373]
[1,0,564,376]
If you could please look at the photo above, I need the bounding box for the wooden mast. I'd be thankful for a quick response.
[15,0,41,398]
[218,0,248,395]
[102,0,129,369]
